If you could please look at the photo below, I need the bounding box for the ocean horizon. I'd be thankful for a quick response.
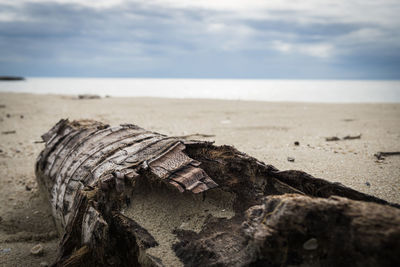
[1,77,399,103]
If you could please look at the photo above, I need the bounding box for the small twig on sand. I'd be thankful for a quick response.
[325,136,341,141]
[175,133,216,139]
[374,152,400,160]
[343,134,362,140]
[2,130,16,135]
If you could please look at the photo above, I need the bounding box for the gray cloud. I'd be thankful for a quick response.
[0,0,399,78]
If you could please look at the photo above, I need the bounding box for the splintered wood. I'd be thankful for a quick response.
[35,119,400,267]
[36,119,216,231]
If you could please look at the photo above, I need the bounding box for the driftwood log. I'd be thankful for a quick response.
[35,119,400,267]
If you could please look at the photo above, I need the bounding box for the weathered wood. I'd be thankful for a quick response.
[35,119,400,267]
[176,194,400,267]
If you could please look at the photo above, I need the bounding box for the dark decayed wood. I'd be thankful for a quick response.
[35,119,400,267]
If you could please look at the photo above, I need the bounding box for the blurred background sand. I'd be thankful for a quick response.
[0,92,399,266]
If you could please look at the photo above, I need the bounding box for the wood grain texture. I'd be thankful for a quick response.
[35,119,400,266]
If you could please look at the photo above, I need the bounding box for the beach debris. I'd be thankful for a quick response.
[343,119,355,122]
[325,134,361,141]
[287,157,295,162]
[78,94,101,100]
[2,130,16,135]
[303,238,318,250]
[343,134,362,140]
[25,184,32,191]
[374,151,400,160]
[175,133,216,139]
[35,119,400,267]
[20,115,24,119]
[365,182,371,187]
[220,119,231,124]
[294,141,300,146]
[40,261,49,267]
[30,244,44,256]
[325,136,341,141]
[6,113,10,118]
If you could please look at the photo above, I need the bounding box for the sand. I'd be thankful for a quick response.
[0,92,399,266]
[123,185,235,267]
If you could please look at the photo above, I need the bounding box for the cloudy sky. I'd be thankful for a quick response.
[0,0,399,79]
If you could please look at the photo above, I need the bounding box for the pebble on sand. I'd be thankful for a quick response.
[287,157,295,162]
[0,248,11,253]
[30,244,44,256]
[303,238,318,250]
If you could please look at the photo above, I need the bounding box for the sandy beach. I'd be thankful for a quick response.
[0,92,399,266]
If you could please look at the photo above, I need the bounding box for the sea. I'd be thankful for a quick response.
[0,78,399,103]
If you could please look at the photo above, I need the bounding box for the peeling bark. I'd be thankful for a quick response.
[35,119,400,267]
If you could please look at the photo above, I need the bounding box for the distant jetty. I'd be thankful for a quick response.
[0,76,25,81]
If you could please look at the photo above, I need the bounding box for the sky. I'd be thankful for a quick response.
[0,0,399,79]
